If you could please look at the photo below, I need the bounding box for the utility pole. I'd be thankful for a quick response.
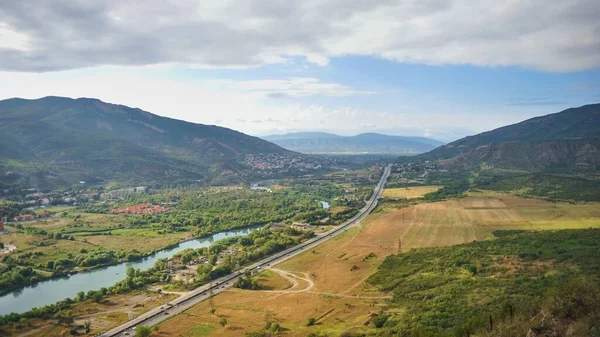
[208,250,215,311]
[209,285,215,310]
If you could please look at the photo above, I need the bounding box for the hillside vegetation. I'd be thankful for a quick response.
[368,229,600,336]
[402,104,600,177]
[0,97,300,189]
[423,103,600,161]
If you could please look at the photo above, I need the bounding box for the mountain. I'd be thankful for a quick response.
[263,132,342,141]
[0,96,294,189]
[414,103,600,172]
[263,132,443,155]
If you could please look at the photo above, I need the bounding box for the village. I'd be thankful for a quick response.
[243,153,329,172]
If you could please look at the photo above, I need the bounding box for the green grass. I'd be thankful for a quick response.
[109,228,164,237]
[191,324,216,336]
[32,206,75,215]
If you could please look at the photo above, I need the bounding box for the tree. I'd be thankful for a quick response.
[307,317,316,326]
[219,317,228,327]
[0,242,4,249]
[76,291,85,302]
[371,312,389,328]
[92,292,104,303]
[84,321,91,333]
[126,267,137,278]
[55,312,74,325]
[136,325,152,337]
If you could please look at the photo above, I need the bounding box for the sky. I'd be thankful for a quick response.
[0,1,599,142]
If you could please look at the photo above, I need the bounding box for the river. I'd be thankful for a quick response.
[0,226,259,316]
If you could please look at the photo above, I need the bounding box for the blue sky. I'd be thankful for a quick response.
[1,1,599,142]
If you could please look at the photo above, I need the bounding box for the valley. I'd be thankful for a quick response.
[147,190,600,336]
[1,102,600,337]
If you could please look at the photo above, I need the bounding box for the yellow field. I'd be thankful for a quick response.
[382,185,441,199]
[156,192,600,336]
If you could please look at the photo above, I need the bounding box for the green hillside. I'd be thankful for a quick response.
[423,103,600,161]
[0,97,292,189]
[403,104,600,174]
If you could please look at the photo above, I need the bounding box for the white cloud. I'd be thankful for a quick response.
[232,77,376,98]
[0,0,598,72]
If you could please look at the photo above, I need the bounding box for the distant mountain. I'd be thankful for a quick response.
[263,132,342,141]
[415,103,600,172]
[263,132,443,155]
[0,96,294,189]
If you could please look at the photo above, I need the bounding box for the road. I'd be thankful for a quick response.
[100,164,391,337]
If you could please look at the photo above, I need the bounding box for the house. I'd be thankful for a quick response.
[269,223,287,231]
[13,214,35,222]
[291,223,313,231]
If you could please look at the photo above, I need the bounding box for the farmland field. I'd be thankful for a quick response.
[381,185,441,199]
[156,192,600,336]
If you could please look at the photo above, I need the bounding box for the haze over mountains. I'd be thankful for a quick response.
[0,97,315,189]
[412,103,600,172]
[263,132,443,155]
[2,97,599,191]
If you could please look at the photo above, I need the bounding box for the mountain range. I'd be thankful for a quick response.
[2,97,599,191]
[0,97,297,189]
[263,132,443,155]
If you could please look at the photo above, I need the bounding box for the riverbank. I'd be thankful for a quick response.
[0,225,261,316]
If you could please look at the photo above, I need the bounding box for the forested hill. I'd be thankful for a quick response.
[0,96,294,189]
[0,96,288,158]
[263,132,443,155]
[419,103,600,161]
[407,103,600,173]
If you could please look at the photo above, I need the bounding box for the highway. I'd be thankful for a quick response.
[100,164,392,337]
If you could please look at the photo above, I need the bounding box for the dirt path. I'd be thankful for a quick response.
[258,267,390,301]
[149,286,190,296]
[260,268,314,293]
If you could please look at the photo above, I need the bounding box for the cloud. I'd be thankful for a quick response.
[0,0,599,72]
[233,77,375,98]
[0,66,588,143]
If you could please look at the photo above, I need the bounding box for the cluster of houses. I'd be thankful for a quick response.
[12,214,35,222]
[270,222,314,231]
[244,153,328,173]
[11,212,53,222]
[22,192,79,206]
[100,186,146,200]
[112,203,170,215]
[393,162,447,182]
